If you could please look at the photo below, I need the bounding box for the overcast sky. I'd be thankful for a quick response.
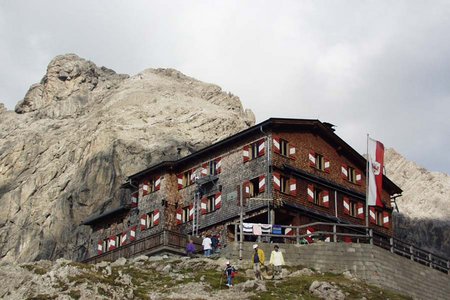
[1,1,449,174]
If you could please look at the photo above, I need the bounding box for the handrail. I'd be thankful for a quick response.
[233,222,449,274]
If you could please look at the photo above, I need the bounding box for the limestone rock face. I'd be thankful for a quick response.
[0,54,255,263]
[14,54,128,117]
[385,148,450,257]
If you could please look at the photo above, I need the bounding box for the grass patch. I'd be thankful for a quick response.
[22,264,48,275]
[67,290,81,299]
[248,271,411,300]
[26,294,57,300]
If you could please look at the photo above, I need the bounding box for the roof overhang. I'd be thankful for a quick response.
[82,205,131,226]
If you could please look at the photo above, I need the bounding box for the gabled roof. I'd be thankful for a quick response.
[123,118,402,194]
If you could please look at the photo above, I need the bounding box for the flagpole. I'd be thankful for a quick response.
[365,134,369,228]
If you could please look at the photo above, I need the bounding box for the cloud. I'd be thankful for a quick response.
[0,1,449,173]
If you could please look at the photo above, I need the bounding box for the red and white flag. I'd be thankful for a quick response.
[367,137,384,207]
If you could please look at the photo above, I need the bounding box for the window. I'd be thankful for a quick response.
[209,160,217,176]
[280,175,289,193]
[143,178,159,194]
[102,238,108,252]
[146,211,155,229]
[280,139,289,156]
[315,153,325,170]
[115,234,121,248]
[183,170,192,187]
[181,206,190,223]
[313,187,323,205]
[243,139,265,162]
[245,176,266,198]
[250,142,258,160]
[249,177,261,197]
[349,201,358,217]
[342,165,361,184]
[376,210,383,226]
[207,195,215,213]
[308,185,329,207]
[347,166,356,183]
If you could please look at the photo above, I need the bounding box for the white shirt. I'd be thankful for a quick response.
[202,237,212,250]
[269,250,285,266]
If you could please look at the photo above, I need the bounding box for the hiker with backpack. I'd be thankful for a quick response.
[224,261,236,287]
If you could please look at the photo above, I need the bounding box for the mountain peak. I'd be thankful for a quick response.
[14,53,128,117]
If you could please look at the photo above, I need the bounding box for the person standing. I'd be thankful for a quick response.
[211,234,219,253]
[224,261,236,287]
[202,233,212,257]
[186,239,196,258]
[269,245,285,279]
[252,244,265,280]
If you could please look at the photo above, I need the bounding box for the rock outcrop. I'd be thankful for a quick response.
[0,54,255,263]
[385,148,450,257]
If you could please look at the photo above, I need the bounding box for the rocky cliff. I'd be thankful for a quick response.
[0,54,255,263]
[385,148,450,258]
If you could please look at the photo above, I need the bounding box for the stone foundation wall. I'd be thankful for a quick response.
[222,242,449,300]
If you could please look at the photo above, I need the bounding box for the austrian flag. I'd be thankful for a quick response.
[367,137,384,207]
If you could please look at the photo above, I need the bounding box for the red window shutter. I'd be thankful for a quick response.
[289,145,296,160]
[243,145,250,163]
[258,139,265,157]
[154,177,161,191]
[201,163,208,177]
[140,214,147,231]
[243,180,251,198]
[259,175,266,193]
[215,192,222,209]
[307,184,314,202]
[130,226,137,241]
[309,151,316,167]
[189,203,194,220]
[153,209,160,226]
[108,236,116,251]
[306,227,315,243]
[324,158,330,173]
[343,197,350,215]
[131,192,138,208]
[142,180,150,196]
[355,170,362,185]
[273,172,281,191]
[383,211,390,228]
[289,178,297,196]
[215,157,222,174]
[177,173,183,190]
[201,196,208,214]
[176,208,182,225]
[97,241,103,255]
[285,225,293,236]
[322,190,330,207]
[121,232,127,246]
[341,164,348,180]
[273,136,280,154]
[357,203,364,219]
[369,207,376,224]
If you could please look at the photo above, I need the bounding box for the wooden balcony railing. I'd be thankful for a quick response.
[82,230,191,264]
